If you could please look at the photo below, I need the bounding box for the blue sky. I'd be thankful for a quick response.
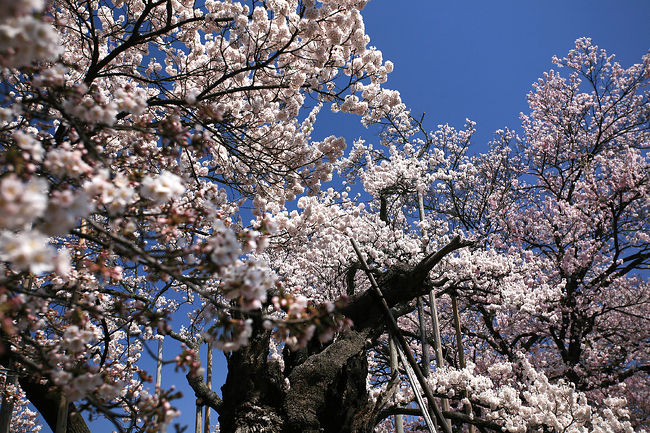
[155,2,650,431]
[316,1,650,151]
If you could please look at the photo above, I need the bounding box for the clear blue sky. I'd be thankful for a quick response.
[316,0,650,151]
[161,2,650,431]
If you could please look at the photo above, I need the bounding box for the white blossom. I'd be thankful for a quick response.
[0,230,55,274]
[140,171,185,204]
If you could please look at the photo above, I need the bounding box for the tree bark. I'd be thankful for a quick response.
[283,330,370,433]
[217,324,286,433]
[0,371,16,433]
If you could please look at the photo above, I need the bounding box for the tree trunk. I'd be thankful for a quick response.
[217,238,471,432]
[283,330,370,433]
[218,328,373,433]
[218,323,287,433]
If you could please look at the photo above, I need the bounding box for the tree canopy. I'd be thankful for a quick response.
[0,0,648,432]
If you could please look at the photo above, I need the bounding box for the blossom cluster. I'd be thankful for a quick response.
[0,373,42,433]
[0,0,407,429]
[399,358,637,433]
[0,0,60,67]
[0,0,646,429]
[0,175,77,274]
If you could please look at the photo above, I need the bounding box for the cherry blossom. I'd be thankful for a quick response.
[0,0,646,428]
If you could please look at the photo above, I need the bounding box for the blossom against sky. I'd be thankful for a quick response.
[316,1,650,149]
[175,1,650,428]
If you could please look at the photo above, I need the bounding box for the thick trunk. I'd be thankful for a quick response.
[219,329,374,433]
[218,324,287,433]
[283,330,370,433]
[217,239,471,432]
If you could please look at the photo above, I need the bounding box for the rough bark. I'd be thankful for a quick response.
[218,323,287,433]
[283,330,370,433]
[218,325,374,433]
[342,236,467,331]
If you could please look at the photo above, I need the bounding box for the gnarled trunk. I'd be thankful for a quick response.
[218,325,287,433]
[218,328,373,433]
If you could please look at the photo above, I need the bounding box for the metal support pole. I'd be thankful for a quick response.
[156,337,169,433]
[416,191,431,377]
[418,191,451,430]
[451,294,475,433]
[351,239,452,433]
[394,338,437,433]
[156,337,163,391]
[194,347,202,433]
[388,339,404,433]
[195,400,203,433]
[417,297,431,376]
[204,343,213,433]
[428,292,445,370]
[416,191,431,376]
[428,291,451,430]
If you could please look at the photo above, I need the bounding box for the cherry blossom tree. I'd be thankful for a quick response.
[0,0,401,431]
[324,38,649,431]
[0,0,648,430]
